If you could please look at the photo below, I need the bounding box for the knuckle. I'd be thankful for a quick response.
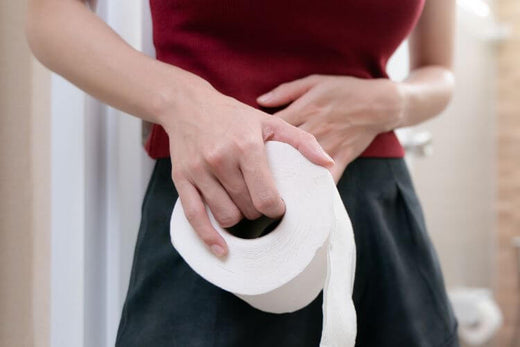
[263,118,281,133]
[300,130,316,143]
[171,167,183,181]
[262,123,276,141]
[216,209,241,227]
[198,231,216,245]
[226,182,244,196]
[302,100,323,115]
[254,192,280,213]
[276,82,289,91]
[243,208,262,220]
[268,116,284,127]
[204,147,226,167]
[184,207,200,223]
[236,138,259,154]
[186,159,204,174]
[307,132,317,141]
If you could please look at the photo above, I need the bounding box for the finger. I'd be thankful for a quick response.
[239,140,285,218]
[174,179,228,257]
[271,99,305,127]
[256,74,323,107]
[262,117,335,168]
[192,170,243,228]
[211,161,262,220]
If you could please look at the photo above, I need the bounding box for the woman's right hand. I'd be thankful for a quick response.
[24,0,333,258]
[160,80,335,257]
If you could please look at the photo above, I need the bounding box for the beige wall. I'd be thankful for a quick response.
[495,1,520,345]
[0,0,51,346]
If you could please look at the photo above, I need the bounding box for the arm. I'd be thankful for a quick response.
[25,0,206,124]
[26,0,333,256]
[396,0,456,128]
[256,0,456,182]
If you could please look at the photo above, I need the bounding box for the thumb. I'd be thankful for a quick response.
[256,75,323,107]
[262,117,334,168]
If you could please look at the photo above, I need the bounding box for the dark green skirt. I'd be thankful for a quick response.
[115,157,459,347]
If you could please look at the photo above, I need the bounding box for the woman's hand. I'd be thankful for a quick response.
[257,75,405,183]
[24,0,334,259]
[160,79,334,257]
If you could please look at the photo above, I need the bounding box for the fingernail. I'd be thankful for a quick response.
[211,244,226,257]
[257,92,273,103]
[280,198,286,213]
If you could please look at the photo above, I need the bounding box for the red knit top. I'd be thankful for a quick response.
[145,0,425,159]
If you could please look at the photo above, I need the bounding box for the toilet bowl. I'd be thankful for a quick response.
[448,287,502,346]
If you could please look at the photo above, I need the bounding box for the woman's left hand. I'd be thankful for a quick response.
[257,74,405,183]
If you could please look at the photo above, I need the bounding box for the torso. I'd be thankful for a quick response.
[145,0,425,159]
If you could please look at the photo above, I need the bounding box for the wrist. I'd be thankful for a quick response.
[147,68,215,132]
[373,79,407,133]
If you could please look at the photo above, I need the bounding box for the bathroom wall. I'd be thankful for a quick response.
[0,0,51,346]
[495,0,520,345]
[0,1,33,344]
[410,4,497,290]
[408,1,520,344]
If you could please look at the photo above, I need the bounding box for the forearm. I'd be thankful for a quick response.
[394,65,455,128]
[25,0,209,125]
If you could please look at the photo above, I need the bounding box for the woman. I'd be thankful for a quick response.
[26,0,459,346]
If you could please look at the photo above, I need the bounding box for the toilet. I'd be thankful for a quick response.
[448,287,503,346]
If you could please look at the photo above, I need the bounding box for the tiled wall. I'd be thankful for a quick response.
[495,0,520,345]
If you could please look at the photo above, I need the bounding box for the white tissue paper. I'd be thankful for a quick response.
[170,141,357,346]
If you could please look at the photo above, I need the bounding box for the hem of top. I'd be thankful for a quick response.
[144,125,406,159]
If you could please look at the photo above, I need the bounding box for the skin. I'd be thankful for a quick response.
[257,0,455,183]
[25,0,455,257]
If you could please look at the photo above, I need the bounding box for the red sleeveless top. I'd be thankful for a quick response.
[145,0,425,159]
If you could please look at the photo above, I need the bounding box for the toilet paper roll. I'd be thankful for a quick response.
[170,141,357,346]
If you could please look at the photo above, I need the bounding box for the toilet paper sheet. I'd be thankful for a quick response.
[170,141,357,346]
